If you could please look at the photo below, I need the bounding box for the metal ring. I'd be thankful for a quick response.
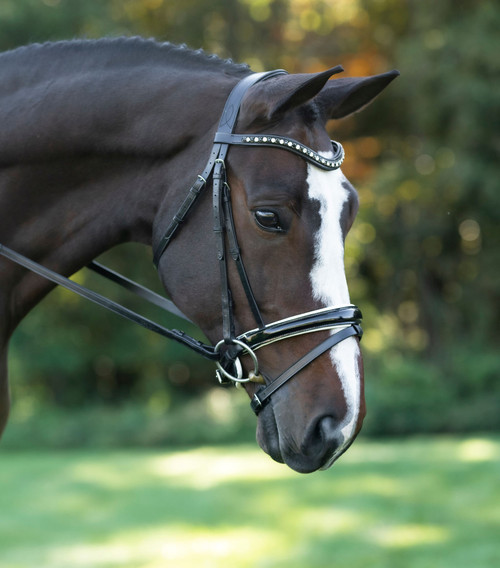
[214,338,259,383]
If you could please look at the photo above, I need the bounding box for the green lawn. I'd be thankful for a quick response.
[1,436,499,568]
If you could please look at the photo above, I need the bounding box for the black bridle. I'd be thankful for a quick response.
[154,69,363,413]
[0,69,362,415]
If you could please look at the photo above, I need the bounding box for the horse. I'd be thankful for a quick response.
[0,38,398,473]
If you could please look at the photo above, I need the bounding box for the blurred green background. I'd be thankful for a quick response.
[1,0,499,448]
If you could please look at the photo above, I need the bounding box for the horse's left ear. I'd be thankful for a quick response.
[242,66,344,124]
[316,70,400,120]
[267,66,344,117]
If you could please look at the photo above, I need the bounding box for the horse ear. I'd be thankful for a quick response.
[241,67,344,124]
[316,70,400,120]
[267,66,344,118]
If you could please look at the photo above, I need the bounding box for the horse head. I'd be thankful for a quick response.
[155,67,398,473]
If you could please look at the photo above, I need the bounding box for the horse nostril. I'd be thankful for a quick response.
[319,415,342,442]
[304,416,343,463]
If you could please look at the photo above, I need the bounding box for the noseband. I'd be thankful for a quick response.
[0,69,362,415]
[153,70,363,414]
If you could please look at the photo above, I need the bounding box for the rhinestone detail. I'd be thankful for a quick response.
[241,135,344,170]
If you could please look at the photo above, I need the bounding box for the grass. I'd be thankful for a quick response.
[0,436,499,568]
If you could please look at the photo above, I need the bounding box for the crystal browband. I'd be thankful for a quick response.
[213,132,345,171]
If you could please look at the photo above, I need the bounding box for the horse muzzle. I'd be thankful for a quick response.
[256,406,357,473]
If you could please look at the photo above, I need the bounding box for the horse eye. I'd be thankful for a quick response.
[254,210,284,233]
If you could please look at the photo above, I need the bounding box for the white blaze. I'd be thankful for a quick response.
[307,162,361,457]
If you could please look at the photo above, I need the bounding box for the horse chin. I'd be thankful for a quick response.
[255,405,285,465]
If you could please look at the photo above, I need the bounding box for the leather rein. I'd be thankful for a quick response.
[0,69,362,415]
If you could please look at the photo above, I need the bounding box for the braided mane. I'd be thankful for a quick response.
[0,37,251,76]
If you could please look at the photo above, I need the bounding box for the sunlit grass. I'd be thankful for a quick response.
[1,436,499,567]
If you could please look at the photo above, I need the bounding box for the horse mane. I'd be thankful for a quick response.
[0,37,251,78]
[0,38,253,163]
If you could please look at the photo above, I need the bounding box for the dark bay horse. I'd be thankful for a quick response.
[0,38,398,473]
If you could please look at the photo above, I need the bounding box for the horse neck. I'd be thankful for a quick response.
[0,45,244,329]
[0,43,240,165]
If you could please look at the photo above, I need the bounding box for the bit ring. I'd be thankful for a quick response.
[214,338,259,383]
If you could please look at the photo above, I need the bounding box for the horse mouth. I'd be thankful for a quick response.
[256,405,354,474]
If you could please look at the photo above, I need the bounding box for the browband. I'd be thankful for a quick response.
[213,133,345,171]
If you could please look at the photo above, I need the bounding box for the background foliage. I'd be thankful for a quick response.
[1,0,498,447]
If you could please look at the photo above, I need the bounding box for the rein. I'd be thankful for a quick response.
[0,244,218,360]
[0,69,362,414]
